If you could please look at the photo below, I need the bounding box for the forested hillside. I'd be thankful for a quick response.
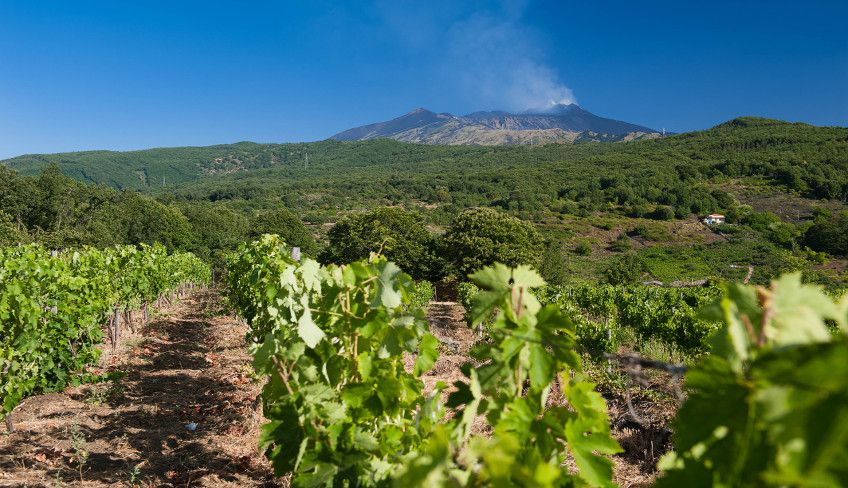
[2,117,847,286]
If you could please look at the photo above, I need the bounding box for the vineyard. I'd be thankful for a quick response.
[1,235,847,486]
[225,236,848,487]
[0,244,210,431]
[460,282,720,358]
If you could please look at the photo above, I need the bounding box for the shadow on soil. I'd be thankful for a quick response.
[0,294,277,487]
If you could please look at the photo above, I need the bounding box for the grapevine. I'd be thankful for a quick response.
[0,243,210,426]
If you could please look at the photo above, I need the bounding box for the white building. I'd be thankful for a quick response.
[703,214,726,225]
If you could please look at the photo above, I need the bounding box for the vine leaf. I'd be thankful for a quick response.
[414,333,438,376]
[297,308,324,348]
[769,273,835,345]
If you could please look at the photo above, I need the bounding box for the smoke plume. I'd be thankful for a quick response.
[376,0,576,111]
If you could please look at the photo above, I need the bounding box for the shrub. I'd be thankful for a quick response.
[603,253,648,285]
[802,213,848,257]
[0,211,26,246]
[651,205,676,221]
[631,223,672,242]
[574,240,593,255]
[609,233,632,252]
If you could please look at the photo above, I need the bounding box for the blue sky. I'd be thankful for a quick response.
[1,0,846,158]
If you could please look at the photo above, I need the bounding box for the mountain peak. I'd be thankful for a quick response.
[524,103,582,115]
[407,107,434,115]
[331,105,659,145]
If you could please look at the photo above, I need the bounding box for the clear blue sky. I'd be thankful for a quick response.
[1,0,846,158]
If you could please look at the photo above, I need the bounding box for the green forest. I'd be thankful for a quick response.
[3,117,846,288]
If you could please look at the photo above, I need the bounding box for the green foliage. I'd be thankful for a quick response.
[538,283,720,355]
[0,243,210,421]
[608,233,632,252]
[407,280,435,312]
[321,207,440,281]
[0,166,200,252]
[442,207,543,278]
[574,240,593,256]
[657,274,848,486]
[630,223,672,242]
[226,235,439,485]
[0,211,27,246]
[181,203,249,264]
[249,208,317,256]
[802,212,848,257]
[603,254,647,285]
[228,241,620,487]
[398,264,621,487]
[539,240,570,285]
[651,206,676,221]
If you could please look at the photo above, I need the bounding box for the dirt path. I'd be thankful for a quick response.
[0,290,279,488]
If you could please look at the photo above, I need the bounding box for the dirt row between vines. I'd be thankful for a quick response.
[1,292,673,488]
[0,290,280,488]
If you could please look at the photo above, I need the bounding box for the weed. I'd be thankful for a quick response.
[128,463,144,486]
[69,423,89,482]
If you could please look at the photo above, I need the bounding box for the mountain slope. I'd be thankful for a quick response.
[331,104,661,145]
[2,118,845,198]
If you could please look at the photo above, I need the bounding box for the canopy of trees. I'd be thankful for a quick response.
[249,208,317,256]
[320,207,439,280]
[803,213,848,257]
[441,207,543,277]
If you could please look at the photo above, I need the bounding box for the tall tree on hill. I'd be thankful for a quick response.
[249,209,317,256]
[321,207,440,281]
[441,207,543,278]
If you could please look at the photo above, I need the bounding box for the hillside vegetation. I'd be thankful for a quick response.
[2,118,847,286]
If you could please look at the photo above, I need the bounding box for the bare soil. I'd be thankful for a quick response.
[0,290,278,488]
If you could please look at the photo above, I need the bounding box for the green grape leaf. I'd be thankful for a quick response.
[414,333,439,376]
[769,273,835,345]
[510,265,546,289]
[377,261,402,309]
[297,309,325,348]
[528,343,553,392]
[469,263,513,292]
[356,352,373,379]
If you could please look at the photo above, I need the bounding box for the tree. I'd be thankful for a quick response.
[539,239,569,285]
[249,209,317,256]
[321,207,439,280]
[603,253,648,285]
[182,203,250,263]
[651,205,676,221]
[122,194,194,252]
[441,207,542,278]
[802,213,848,257]
[0,210,26,246]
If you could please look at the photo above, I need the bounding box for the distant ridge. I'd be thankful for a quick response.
[331,104,661,145]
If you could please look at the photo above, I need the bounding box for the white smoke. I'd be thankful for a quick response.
[376,0,576,111]
[444,10,576,111]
